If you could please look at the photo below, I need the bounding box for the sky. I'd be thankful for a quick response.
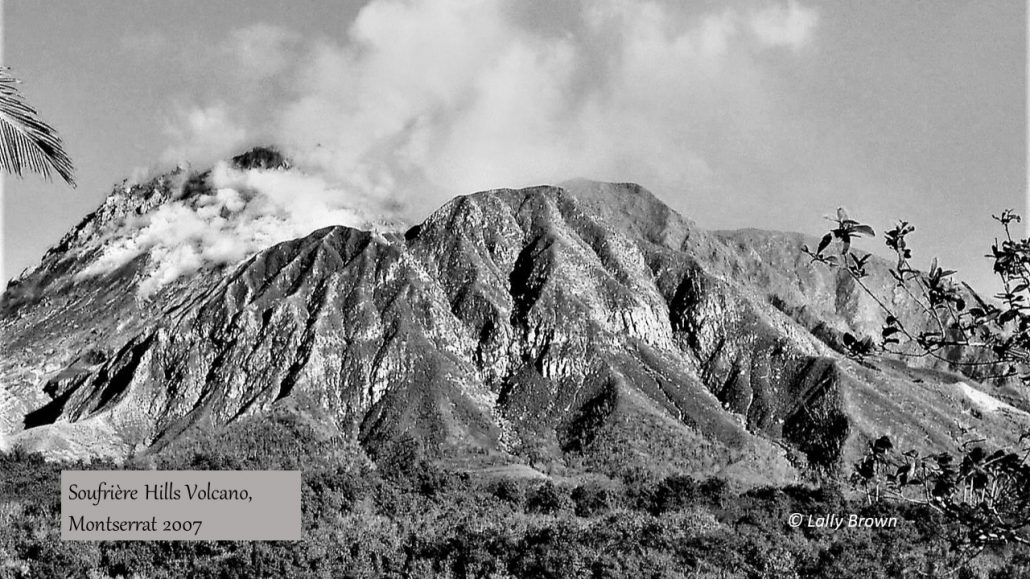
[1,0,1026,295]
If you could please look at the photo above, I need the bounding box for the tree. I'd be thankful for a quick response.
[804,207,1030,566]
[0,67,75,186]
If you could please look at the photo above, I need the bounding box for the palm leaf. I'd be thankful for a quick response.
[0,67,75,186]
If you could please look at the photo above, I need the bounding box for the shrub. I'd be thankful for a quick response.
[527,481,573,515]
[571,480,619,517]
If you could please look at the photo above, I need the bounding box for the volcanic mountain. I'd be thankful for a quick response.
[2,149,1027,484]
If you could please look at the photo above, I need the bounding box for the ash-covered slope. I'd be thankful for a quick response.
[0,149,294,455]
[2,159,1026,483]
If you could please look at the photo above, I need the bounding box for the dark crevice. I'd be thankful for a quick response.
[23,386,79,429]
[508,236,552,327]
[90,336,154,413]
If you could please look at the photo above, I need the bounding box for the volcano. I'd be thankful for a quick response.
[2,150,1026,484]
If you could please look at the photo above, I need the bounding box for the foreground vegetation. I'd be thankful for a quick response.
[0,413,1026,579]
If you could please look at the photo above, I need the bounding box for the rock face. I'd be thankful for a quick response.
[2,160,1026,481]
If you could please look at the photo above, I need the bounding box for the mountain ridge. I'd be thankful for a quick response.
[2,154,1026,486]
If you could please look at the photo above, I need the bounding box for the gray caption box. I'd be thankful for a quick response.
[61,470,302,541]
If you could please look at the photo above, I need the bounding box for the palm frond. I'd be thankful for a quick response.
[0,67,75,187]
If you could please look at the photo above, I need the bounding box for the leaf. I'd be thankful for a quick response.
[852,224,875,237]
[817,233,832,255]
[856,458,875,479]
[837,207,850,223]
[0,68,75,186]
[873,436,893,454]
[932,480,954,498]
[968,446,986,463]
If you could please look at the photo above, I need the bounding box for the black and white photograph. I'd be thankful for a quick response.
[0,0,1027,576]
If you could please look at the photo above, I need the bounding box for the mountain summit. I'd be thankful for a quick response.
[2,154,1026,483]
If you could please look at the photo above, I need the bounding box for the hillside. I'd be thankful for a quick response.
[2,151,1026,485]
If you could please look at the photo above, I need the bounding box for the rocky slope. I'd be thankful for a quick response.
[2,154,1026,484]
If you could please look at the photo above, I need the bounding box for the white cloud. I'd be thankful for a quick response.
[222,23,302,82]
[160,104,248,167]
[154,0,823,204]
[748,0,818,51]
[268,0,820,209]
[158,0,823,196]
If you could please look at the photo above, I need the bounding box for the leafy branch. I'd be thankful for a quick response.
[803,207,1030,383]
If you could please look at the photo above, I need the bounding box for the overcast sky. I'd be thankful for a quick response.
[2,0,1026,294]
